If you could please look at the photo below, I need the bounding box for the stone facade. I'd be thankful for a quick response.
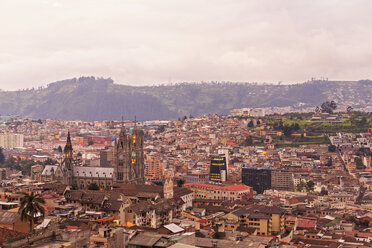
[113,127,145,185]
[41,128,145,189]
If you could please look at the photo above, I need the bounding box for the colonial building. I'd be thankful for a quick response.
[184,182,253,201]
[41,127,145,189]
[113,127,145,185]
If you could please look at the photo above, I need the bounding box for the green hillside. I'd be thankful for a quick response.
[0,77,371,121]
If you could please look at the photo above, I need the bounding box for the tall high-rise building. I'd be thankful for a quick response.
[0,134,24,149]
[113,127,145,184]
[242,166,271,194]
[209,155,227,183]
[144,154,164,181]
[218,148,230,175]
[271,170,294,191]
[242,167,295,193]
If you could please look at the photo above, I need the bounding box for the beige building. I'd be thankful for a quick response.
[271,170,295,191]
[144,154,164,181]
[222,206,286,235]
[184,183,253,201]
[0,134,24,149]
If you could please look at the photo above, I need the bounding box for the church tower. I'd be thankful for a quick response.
[164,178,174,199]
[64,131,73,170]
[113,125,145,185]
[60,131,74,185]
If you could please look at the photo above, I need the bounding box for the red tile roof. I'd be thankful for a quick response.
[184,183,251,191]
[297,217,317,228]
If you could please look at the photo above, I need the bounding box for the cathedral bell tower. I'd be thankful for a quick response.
[113,124,145,185]
[64,131,73,169]
[61,131,74,185]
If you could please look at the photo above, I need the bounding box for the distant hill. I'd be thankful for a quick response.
[0,77,371,121]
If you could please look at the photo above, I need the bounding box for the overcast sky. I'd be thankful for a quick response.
[1,0,372,90]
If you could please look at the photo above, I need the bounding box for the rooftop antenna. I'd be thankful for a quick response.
[134,115,137,128]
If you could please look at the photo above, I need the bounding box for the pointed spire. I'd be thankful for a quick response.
[64,130,73,157]
[66,130,71,144]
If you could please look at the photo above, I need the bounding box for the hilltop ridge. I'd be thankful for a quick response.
[0,77,371,121]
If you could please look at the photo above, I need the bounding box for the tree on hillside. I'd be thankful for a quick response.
[320,101,337,114]
[347,106,353,113]
[306,181,315,192]
[18,192,45,233]
[315,106,321,113]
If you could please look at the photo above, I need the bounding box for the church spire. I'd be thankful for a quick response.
[64,131,73,159]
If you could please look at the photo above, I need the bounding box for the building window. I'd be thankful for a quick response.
[117,172,123,181]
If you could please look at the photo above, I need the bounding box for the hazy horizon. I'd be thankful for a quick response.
[1,76,369,92]
[1,0,372,90]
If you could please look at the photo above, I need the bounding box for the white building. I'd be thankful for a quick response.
[0,133,24,149]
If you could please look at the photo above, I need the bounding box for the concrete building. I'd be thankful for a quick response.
[209,155,227,183]
[242,166,272,194]
[271,170,295,191]
[0,134,24,149]
[222,205,285,235]
[144,154,164,181]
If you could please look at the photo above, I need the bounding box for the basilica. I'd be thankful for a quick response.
[41,126,145,189]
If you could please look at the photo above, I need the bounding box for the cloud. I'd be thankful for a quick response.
[1,0,372,90]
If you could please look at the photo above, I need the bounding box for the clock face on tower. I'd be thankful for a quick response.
[119,154,124,160]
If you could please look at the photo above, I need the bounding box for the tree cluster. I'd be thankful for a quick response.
[355,157,366,169]
[296,180,315,192]
[319,101,337,114]
[273,121,300,137]
[328,145,337,153]
[0,148,57,175]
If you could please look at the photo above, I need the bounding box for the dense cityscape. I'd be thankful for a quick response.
[0,106,371,247]
[2,1,372,247]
